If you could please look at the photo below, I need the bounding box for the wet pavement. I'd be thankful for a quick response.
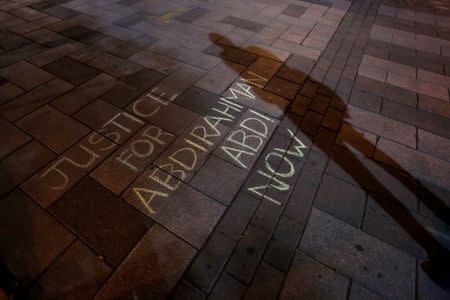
[0,0,450,299]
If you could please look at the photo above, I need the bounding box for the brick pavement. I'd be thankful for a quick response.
[0,0,449,299]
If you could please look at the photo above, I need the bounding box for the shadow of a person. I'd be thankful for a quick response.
[208,33,450,290]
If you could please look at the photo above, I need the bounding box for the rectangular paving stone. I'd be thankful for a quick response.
[362,194,450,259]
[418,129,450,162]
[150,64,206,100]
[0,140,55,197]
[87,52,142,79]
[0,117,30,160]
[185,231,236,293]
[123,166,226,248]
[375,138,450,190]
[346,104,417,148]
[30,240,112,299]
[59,25,107,44]
[0,60,53,90]
[126,96,198,135]
[190,155,248,205]
[100,68,165,108]
[16,105,89,154]
[0,78,73,121]
[349,282,384,300]
[0,189,74,280]
[282,4,307,18]
[0,43,46,68]
[204,43,258,67]
[225,224,272,284]
[221,16,265,33]
[108,35,158,59]
[216,192,260,241]
[244,262,284,300]
[129,49,183,75]
[91,124,175,195]
[280,251,350,299]
[21,131,117,208]
[43,56,101,85]
[0,82,24,106]
[95,224,196,299]
[314,173,366,227]
[0,31,32,51]
[74,99,145,144]
[195,61,245,95]
[27,41,83,66]
[299,208,416,299]
[175,7,209,23]
[173,87,224,116]
[172,280,205,300]
[50,177,153,267]
[52,73,117,114]
[382,98,450,140]
[208,272,246,300]
[263,216,304,271]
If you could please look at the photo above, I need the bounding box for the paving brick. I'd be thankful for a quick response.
[0,82,24,106]
[28,41,83,67]
[281,4,307,18]
[0,78,73,121]
[43,56,100,85]
[129,49,184,74]
[348,89,382,114]
[315,173,366,227]
[263,216,304,271]
[175,7,209,23]
[362,194,450,259]
[74,99,144,144]
[300,208,416,299]
[108,35,158,59]
[216,192,260,240]
[91,124,175,195]
[0,60,53,90]
[43,5,79,20]
[172,280,205,300]
[50,177,153,267]
[0,43,46,68]
[346,104,416,148]
[0,140,55,197]
[127,95,198,135]
[417,265,450,300]
[123,166,225,248]
[418,94,450,119]
[375,138,450,190]
[30,240,112,299]
[0,31,32,51]
[190,156,247,205]
[0,117,30,159]
[95,224,196,299]
[418,129,450,162]
[265,76,300,100]
[17,105,89,154]
[21,131,117,208]
[382,98,450,139]
[244,262,284,300]
[195,61,245,95]
[336,123,377,157]
[0,189,74,280]
[204,43,258,67]
[225,224,271,284]
[87,53,142,79]
[174,87,223,116]
[221,16,265,33]
[208,272,246,300]
[355,75,417,107]
[186,231,236,293]
[52,73,117,114]
[101,68,165,108]
[280,251,350,299]
[349,282,384,300]
[59,25,107,44]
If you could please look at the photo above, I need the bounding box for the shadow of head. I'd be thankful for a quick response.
[208,32,450,290]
